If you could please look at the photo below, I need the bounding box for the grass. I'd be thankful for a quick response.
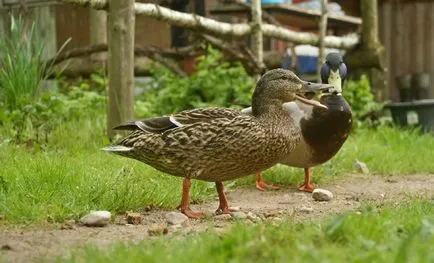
[1,114,434,225]
[0,116,215,225]
[239,125,434,187]
[56,198,434,263]
[0,16,46,110]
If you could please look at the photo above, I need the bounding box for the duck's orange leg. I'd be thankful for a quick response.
[215,182,239,214]
[298,168,315,192]
[176,178,204,219]
[255,172,280,191]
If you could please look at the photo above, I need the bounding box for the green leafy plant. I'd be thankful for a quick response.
[0,15,68,110]
[343,75,386,128]
[135,46,254,117]
[0,79,105,146]
[0,15,75,145]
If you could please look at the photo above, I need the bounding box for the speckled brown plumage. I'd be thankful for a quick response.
[103,69,331,218]
[113,108,298,182]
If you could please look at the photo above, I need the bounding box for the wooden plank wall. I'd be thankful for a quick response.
[55,0,171,52]
[379,0,434,101]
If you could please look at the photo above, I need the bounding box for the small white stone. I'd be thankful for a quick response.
[246,212,261,222]
[354,160,369,174]
[165,212,188,225]
[312,189,334,201]
[231,211,248,220]
[80,211,111,227]
[299,206,314,214]
[168,224,182,231]
[214,214,233,221]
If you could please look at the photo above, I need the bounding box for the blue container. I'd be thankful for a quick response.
[281,55,318,74]
[247,0,284,4]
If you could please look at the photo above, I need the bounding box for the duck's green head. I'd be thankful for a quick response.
[320,52,347,95]
[252,69,331,116]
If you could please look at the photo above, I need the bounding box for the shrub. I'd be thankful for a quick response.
[0,16,57,110]
[343,75,386,128]
[135,47,254,117]
[0,78,105,145]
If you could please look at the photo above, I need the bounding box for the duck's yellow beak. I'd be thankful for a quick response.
[301,81,333,93]
[295,81,331,109]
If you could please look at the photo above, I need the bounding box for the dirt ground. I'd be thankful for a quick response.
[1,174,434,263]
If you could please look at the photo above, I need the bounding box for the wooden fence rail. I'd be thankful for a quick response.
[57,0,359,50]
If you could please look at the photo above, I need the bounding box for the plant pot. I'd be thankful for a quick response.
[412,72,430,100]
[396,74,412,102]
[385,99,434,134]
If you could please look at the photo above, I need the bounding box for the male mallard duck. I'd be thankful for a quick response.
[103,69,331,218]
[246,53,352,192]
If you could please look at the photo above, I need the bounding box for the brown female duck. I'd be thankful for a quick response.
[103,69,331,218]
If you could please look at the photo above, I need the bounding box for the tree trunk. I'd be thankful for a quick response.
[317,0,327,82]
[107,0,135,139]
[361,0,379,49]
[250,0,263,81]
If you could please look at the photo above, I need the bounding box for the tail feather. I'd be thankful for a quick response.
[102,145,133,152]
[113,122,139,131]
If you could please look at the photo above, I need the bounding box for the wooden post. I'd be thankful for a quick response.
[317,0,327,82]
[345,0,386,101]
[34,5,58,91]
[361,0,379,49]
[0,0,6,36]
[251,0,263,81]
[89,9,107,62]
[34,6,57,61]
[107,0,135,139]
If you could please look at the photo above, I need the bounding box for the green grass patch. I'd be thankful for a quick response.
[1,115,434,225]
[0,117,215,225]
[239,126,434,187]
[57,198,434,263]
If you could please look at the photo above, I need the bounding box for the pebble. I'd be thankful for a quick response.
[148,224,169,236]
[80,211,111,227]
[231,211,248,220]
[246,212,261,222]
[354,160,369,174]
[299,206,314,214]
[126,212,142,225]
[264,211,281,218]
[165,212,188,226]
[60,219,76,230]
[168,224,183,231]
[312,189,333,201]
